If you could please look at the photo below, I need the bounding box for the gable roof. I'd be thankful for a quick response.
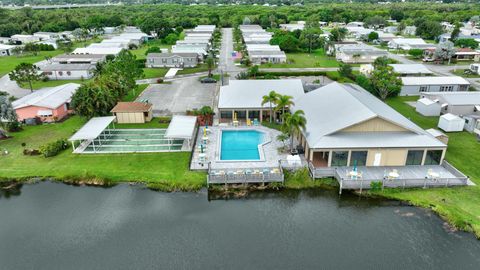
[110,102,152,113]
[292,82,444,149]
[12,83,80,110]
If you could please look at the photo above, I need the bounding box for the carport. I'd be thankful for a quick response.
[165,115,198,150]
[69,116,116,153]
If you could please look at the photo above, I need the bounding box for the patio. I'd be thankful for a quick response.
[190,125,291,171]
[331,161,471,193]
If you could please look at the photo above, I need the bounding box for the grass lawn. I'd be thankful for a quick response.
[176,63,210,75]
[0,51,64,77]
[26,79,91,90]
[131,40,171,60]
[143,68,168,79]
[0,116,205,190]
[377,96,480,237]
[261,49,339,68]
[123,84,149,102]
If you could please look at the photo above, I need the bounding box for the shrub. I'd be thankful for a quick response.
[370,181,382,191]
[39,138,69,158]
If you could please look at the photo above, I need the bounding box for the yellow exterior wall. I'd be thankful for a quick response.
[341,117,409,132]
[365,149,408,166]
[115,112,146,124]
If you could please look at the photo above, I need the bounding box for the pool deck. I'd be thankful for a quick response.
[190,125,290,171]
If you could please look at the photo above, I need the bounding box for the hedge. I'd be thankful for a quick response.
[39,138,69,158]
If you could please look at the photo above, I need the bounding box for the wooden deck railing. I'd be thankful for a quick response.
[207,161,284,186]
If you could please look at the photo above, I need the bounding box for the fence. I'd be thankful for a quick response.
[207,162,284,186]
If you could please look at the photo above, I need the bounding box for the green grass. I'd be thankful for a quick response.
[261,49,340,68]
[176,63,210,75]
[26,79,91,90]
[143,68,168,79]
[0,39,103,77]
[380,96,480,237]
[123,84,149,102]
[0,116,205,190]
[0,51,64,77]
[131,40,171,60]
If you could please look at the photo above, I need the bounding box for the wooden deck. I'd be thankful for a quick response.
[207,163,284,185]
[309,161,470,194]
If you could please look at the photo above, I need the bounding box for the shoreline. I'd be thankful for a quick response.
[1,171,478,239]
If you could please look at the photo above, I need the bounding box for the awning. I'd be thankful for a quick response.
[37,110,53,116]
[69,116,116,141]
[165,115,197,140]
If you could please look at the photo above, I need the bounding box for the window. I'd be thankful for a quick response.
[66,71,71,76]
[248,110,260,119]
[406,150,423,165]
[419,86,428,92]
[220,111,232,119]
[58,71,63,76]
[424,150,443,165]
[440,85,453,92]
[331,151,348,166]
[350,151,367,166]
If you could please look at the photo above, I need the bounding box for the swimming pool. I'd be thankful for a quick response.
[220,130,265,160]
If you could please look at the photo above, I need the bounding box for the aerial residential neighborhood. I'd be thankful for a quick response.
[1,1,480,269]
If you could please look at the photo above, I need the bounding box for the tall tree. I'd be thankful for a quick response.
[261,91,279,123]
[283,110,307,151]
[71,83,116,119]
[434,41,456,64]
[206,57,215,77]
[9,63,44,92]
[370,65,402,101]
[276,95,295,123]
[0,96,19,133]
[329,27,348,42]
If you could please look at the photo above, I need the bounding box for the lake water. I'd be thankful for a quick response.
[1,182,480,270]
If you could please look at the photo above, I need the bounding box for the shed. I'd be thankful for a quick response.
[463,115,480,133]
[438,113,465,132]
[415,98,441,116]
[426,128,449,145]
[110,102,153,124]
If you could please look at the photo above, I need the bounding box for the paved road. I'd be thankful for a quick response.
[380,46,480,89]
[218,28,244,77]
[0,75,31,99]
[259,67,345,72]
[137,75,216,116]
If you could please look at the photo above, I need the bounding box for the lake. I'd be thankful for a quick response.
[1,182,479,270]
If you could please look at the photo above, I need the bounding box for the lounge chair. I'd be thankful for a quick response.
[253,118,259,126]
[246,119,252,126]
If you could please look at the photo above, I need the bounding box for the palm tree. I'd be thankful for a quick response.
[283,110,307,152]
[206,57,215,77]
[261,91,279,123]
[275,95,294,123]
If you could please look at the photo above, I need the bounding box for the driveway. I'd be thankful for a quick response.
[138,75,216,116]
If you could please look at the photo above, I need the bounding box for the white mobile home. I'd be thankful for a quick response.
[400,76,470,96]
[72,47,123,56]
[146,53,199,68]
[41,63,96,80]
[335,44,388,64]
[248,50,287,64]
[421,92,480,116]
[10,34,41,44]
[0,44,16,56]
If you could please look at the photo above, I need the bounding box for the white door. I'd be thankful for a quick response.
[373,153,382,166]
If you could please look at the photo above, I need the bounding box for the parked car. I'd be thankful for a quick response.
[201,77,217,83]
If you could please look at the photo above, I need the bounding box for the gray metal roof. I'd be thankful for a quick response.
[292,82,444,149]
[423,91,480,105]
[389,64,433,74]
[401,76,470,86]
[218,79,304,109]
[52,54,106,61]
[165,115,197,140]
[41,63,95,71]
[147,53,198,58]
[12,83,80,110]
[69,116,116,141]
[248,51,286,57]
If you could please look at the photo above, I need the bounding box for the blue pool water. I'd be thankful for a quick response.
[220,130,264,160]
